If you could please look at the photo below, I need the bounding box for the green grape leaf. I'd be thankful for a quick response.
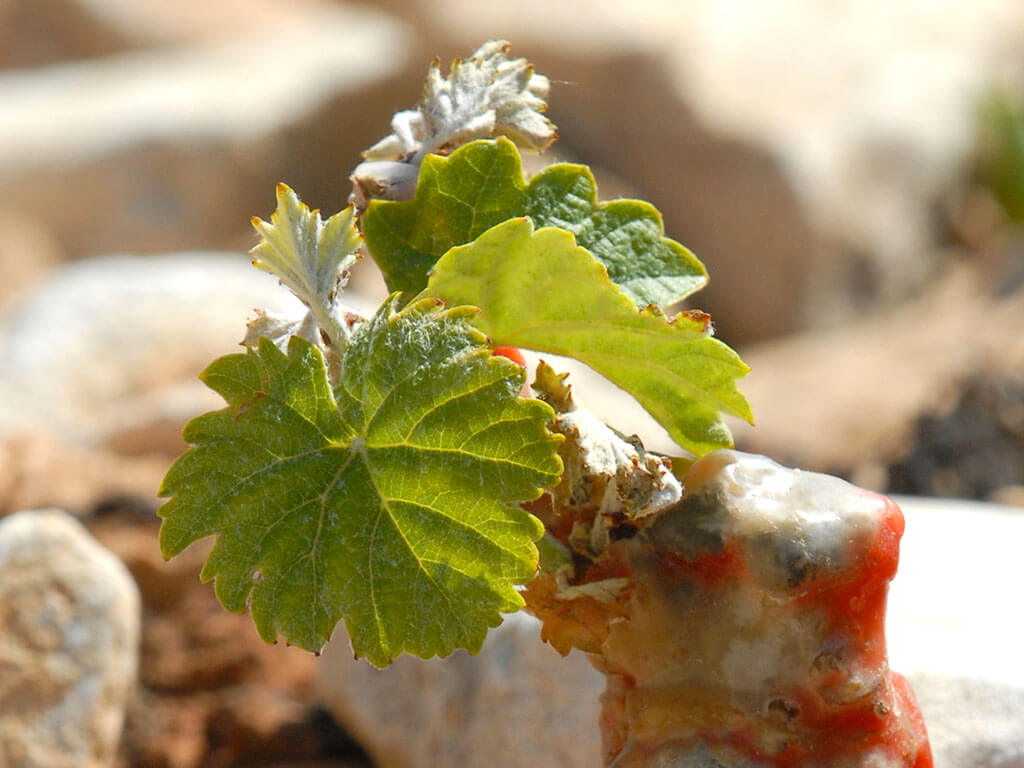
[158,297,562,666]
[363,138,707,307]
[421,219,752,456]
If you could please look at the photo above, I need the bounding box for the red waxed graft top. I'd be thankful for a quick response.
[593,450,931,768]
[491,346,526,367]
[670,540,746,586]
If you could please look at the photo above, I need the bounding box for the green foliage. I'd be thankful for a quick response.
[159,41,754,666]
[158,298,562,665]
[363,138,707,306]
[977,89,1024,224]
[422,218,752,456]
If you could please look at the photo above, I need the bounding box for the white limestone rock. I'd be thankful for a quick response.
[0,251,384,450]
[889,497,1024,767]
[0,509,140,768]
[316,610,604,768]
[0,249,385,454]
[0,253,289,446]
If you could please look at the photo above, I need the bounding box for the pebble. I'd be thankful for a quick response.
[316,611,604,768]
[0,509,141,768]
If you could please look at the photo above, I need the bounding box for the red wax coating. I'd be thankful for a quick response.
[491,346,527,367]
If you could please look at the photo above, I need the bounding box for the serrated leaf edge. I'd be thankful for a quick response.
[159,302,563,664]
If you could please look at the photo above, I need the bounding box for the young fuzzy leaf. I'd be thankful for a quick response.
[422,219,752,456]
[364,138,706,306]
[250,183,361,351]
[158,297,562,666]
[351,41,554,206]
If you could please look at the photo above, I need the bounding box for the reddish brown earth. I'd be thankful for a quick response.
[88,505,371,768]
[0,431,372,768]
[88,507,374,768]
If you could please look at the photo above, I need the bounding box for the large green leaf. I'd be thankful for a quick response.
[421,219,752,456]
[363,138,706,306]
[158,298,562,666]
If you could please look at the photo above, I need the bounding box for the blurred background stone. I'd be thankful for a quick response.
[0,251,381,449]
[731,262,1024,492]
[0,1,419,262]
[0,509,139,768]
[0,0,343,69]
[0,0,139,69]
[316,611,604,768]
[0,207,64,311]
